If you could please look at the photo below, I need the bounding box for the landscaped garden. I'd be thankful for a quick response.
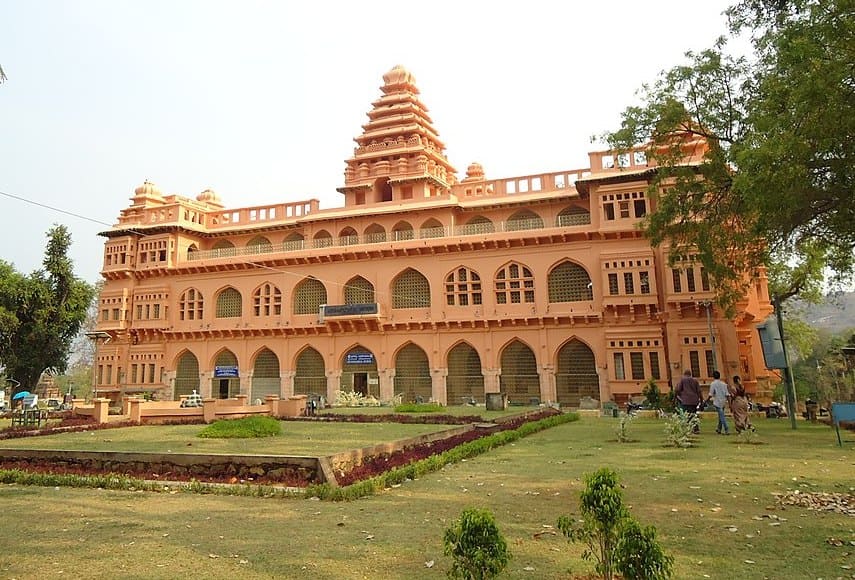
[0,414,852,579]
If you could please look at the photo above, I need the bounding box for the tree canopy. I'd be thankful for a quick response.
[605,0,854,307]
[0,225,95,394]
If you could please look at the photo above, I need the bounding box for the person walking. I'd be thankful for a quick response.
[675,369,702,433]
[708,370,730,435]
[729,375,754,433]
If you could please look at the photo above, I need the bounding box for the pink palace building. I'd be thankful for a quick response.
[94,65,775,408]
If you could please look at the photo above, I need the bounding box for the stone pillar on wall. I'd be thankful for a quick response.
[326,370,342,403]
[162,370,177,399]
[199,371,213,399]
[281,370,296,398]
[240,370,252,398]
[431,368,448,405]
[597,366,611,404]
[538,364,556,404]
[482,368,501,394]
[379,368,396,402]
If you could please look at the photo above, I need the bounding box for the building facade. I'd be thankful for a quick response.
[94,65,774,407]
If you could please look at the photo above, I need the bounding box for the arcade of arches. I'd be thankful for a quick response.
[172,338,600,408]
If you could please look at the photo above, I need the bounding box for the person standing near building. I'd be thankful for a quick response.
[675,369,702,433]
[708,370,731,435]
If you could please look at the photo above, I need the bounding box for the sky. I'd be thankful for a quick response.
[0,0,740,284]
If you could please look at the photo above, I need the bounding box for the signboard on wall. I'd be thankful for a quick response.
[323,303,378,317]
[214,365,239,378]
[346,353,374,365]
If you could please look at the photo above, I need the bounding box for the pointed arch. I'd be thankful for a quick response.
[420,218,445,238]
[293,277,327,315]
[462,215,494,234]
[247,235,272,249]
[445,266,482,306]
[251,348,280,401]
[555,339,600,407]
[394,343,431,402]
[284,232,305,250]
[364,223,386,243]
[446,342,484,405]
[314,230,333,248]
[215,286,242,318]
[174,350,200,400]
[344,276,375,305]
[339,227,358,245]
[507,209,543,231]
[186,244,199,260]
[548,261,593,302]
[340,345,378,398]
[557,205,591,226]
[212,349,240,399]
[294,346,325,396]
[392,221,414,241]
[252,282,282,316]
[392,268,430,309]
[494,262,534,304]
[212,239,235,250]
[499,339,540,403]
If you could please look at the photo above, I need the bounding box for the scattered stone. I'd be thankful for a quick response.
[775,491,855,517]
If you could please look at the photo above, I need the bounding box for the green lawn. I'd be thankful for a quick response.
[319,404,527,420]
[0,421,451,456]
[0,415,853,579]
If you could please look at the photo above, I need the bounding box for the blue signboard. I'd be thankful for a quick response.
[214,365,239,378]
[345,353,374,365]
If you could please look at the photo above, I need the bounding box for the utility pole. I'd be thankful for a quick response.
[773,297,798,430]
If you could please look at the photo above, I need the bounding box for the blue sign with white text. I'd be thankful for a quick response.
[214,365,239,378]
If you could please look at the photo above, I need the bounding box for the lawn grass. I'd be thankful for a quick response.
[0,420,450,456]
[0,415,852,579]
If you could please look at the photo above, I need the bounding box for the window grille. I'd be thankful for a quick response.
[689,351,701,378]
[247,236,272,248]
[499,341,540,401]
[548,262,593,302]
[216,287,243,318]
[364,225,386,243]
[495,263,534,304]
[614,353,626,380]
[213,240,234,250]
[445,267,482,306]
[447,343,484,404]
[555,340,599,407]
[460,216,494,235]
[314,231,333,248]
[179,288,204,321]
[294,348,325,396]
[506,210,544,232]
[174,352,199,400]
[557,206,591,226]
[420,220,444,238]
[392,269,431,309]
[394,344,432,402]
[686,268,696,292]
[392,222,414,241]
[253,283,282,316]
[345,276,375,304]
[339,228,359,245]
[214,350,240,398]
[251,349,280,400]
[672,269,682,293]
[705,349,716,377]
[293,278,327,314]
[623,272,635,295]
[341,347,379,398]
[649,352,661,380]
[640,271,650,294]
[630,352,645,380]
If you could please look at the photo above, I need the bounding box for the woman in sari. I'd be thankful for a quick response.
[729,375,754,433]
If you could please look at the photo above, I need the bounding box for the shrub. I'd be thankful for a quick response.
[558,468,672,580]
[443,507,510,580]
[394,402,444,413]
[197,416,281,439]
[642,379,663,410]
[663,408,699,448]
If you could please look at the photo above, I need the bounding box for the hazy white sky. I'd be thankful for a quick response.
[1,0,738,283]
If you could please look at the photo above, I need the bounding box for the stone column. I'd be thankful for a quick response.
[379,368,396,403]
[281,370,296,398]
[482,368,501,395]
[162,370,177,399]
[240,370,252,398]
[202,398,217,423]
[326,370,342,403]
[431,368,448,406]
[199,371,213,399]
[93,398,110,424]
[538,364,556,405]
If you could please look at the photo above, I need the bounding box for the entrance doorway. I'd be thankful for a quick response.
[353,373,368,396]
[218,379,229,399]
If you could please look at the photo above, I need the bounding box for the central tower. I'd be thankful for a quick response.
[338,65,457,206]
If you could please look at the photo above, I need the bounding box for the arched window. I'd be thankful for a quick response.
[212,240,234,250]
[215,287,242,318]
[253,283,282,316]
[179,288,204,321]
[364,224,386,243]
[212,240,235,257]
[392,221,414,241]
[506,210,543,231]
[499,340,540,402]
[420,218,444,238]
[462,216,494,235]
[548,262,593,302]
[557,205,591,226]
[284,232,305,250]
[293,277,327,315]
[247,235,272,248]
[392,269,430,309]
[339,227,358,246]
[314,230,333,248]
[394,344,431,402]
[445,267,482,306]
[555,340,599,407]
[344,276,375,304]
[495,263,534,304]
[213,350,239,398]
[251,349,280,401]
[294,347,325,396]
[174,351,199,400]
[186,244,198,260]
[447,343,484,405]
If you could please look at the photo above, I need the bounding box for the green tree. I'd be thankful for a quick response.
[604,0,854,308]
[0,225,95,396]
[443,507,510,580]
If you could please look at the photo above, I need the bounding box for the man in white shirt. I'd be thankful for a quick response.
[708,370,730,435]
